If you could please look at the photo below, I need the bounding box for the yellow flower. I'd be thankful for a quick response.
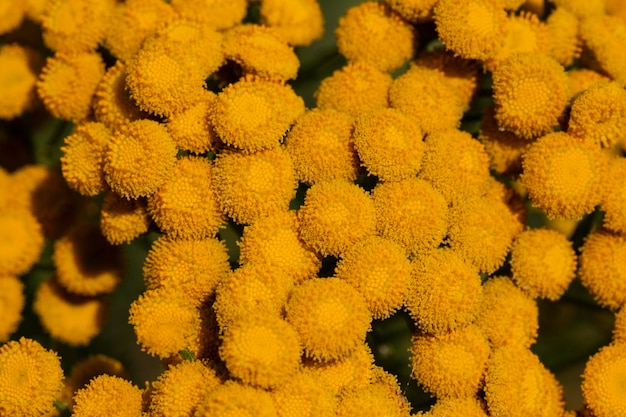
[478,106,529,176]
[166,90,219,154]
[579,15,626,86]
[582,343,626,417]
[382,0,438,23]
[335,236,412,319]
[614,309,626,344]
[61,355,126,410]
[415,397,489,416]
[194,381,278,417]
[259,0,324,46]
[270,370,337,417]
[170,0,246,30]
[335,372,412,417]
[521,131,608,220]
[546,7,581,67]
[0,275,24,342]
[297,179,376,257]
[410,324,490,398]
[0,209,44,276]
[53,222,123,296]
[286,278,371,362]
[406,249,483,334]
[550,0,605,19]
[99,192,150,245]
[314,62,392,118]
[602,158,626,234]
[0,44,43,120]
[36,51,105,122]
[103,119,177,199]
[212,147,297,225]
[72,375,143,417]
[492,52,569,139]
[0,0,24,35]
[475,276,539,348]
[567,68,610,100]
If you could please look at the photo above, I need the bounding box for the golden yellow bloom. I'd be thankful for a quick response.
[353,108,425,182]
[476,276,539,348]
[0,337,64,417]
[61,355,126,410]
[0,0,24,35]
[410,324,490,398]
[213,147,297,225]
[103,119,177,199]
[150,360,220,417]
[602,159,626,234]
[478,106,529,176]
[0,209,44,276]
[547,7,581,67]
[286,278,371,361]
[0,44,42,120]
[284,109,359,184]
[579,230,626,310]
[521,131,608,219]
[607,0,626,22]
[433,0,507,61]
[335,236,412,319]
[485,345,565,417]
[53,222,123,296]
[33,277,106,346]
[579,15,626,86]
[72,375,143,417]
[195,381,278,417]
[568,68,610,99]
[415,397,489,416]
[297,179,376,257]
[170,0,246,30]
[259,0,324,46]
[99,192,150,245]
[492,53,569,139]
[0,275,24,342]
[372,178,448,256]
[314,62,392,118]
[550,0,604,19]
[36,51,105,122]
[582,343,626,417]
[382,0,438,23]
[406,249,482,334]
[167,90,219,154]
[335,375,412,417]
[61,122,111,196]
[270,369,337,417]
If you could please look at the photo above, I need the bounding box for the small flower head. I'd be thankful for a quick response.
[415,397,489,417]
[582,344,626,417]
[0,1,24,35]
[194,381,278,417]
[579,15,626,86]
[271,369,337,417]
[0,44,43,120]
[335,374,412,417]
[170,0,246,30]
[567,68,610,99]
[99,192,150,245]
[166,90,219,154]
[547,7,581,67]
[72,375,143,417]
[62,355,126,410]
[259,0,324,46]
[0,275,25,342]
[0,209,44,276]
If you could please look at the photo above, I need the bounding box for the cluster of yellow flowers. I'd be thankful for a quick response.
[1,0,626,415]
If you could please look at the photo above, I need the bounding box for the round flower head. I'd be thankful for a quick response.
[485,346,565,417]
[579,230,626,310]
[286,278,371,361]
[195,381,278,417]
[150,360,220,417]
[72,375,143,417]
[37,51,105,122]
[0,44,43,120]
[410,324,490,398]
[223,24,300,81]
[167,90,219,154]
[353,108,425,182]
[0,337,64,417]
[259,0,324,46]
[492,53,569,139]
[53,222,123,296]
[104,119,177,199]
[143,235,230,306]
[382,0,438,23]
[416,397,489,417]
[475,276,539,348]
[568,68,610,99]
[335,376,412,417]
[212,147,297,225]
[99,192,150,245]
[406,249,483,334]
[433,0,507,61]
[0,275,24,342]
[372,178,448,256]
[315,62,392,118]
[93,61,148,132]
[478,106,529,176]
[271,369,337,417]
[582,343,626,417]
[521,131,608,219]
[602,159,626,234]
[284,109,359,184]
[389,65,464,134]
[220,317,302,389]
[297,179,376,257]
[61,122,111,196]
[33,277,107,346]
[170,0,246,30]
[568,81,626,148]
[0,209,44,276]
[547,7,581,67]
[335,236,412,319]
[0,1,24,35]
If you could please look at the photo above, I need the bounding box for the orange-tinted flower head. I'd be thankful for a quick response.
[0,275,25,342]
[259,0,324,46]
[0,44,43,120]
[71,375,143,417]
[170,0,247,30]
[582,343,626,417]
[99,192,151,245]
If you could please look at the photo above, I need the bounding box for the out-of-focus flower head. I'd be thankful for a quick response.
[414,396,489,417]
[546,7,581,67]
[166,90,219,154]
[71,375,144,417]
[0,209,44,277]
[0,44,43,120]
[581,343,626,417]
[0,0,25,35]
[194,381,278,417]
[259,0,324,46]
[478,106,529,176]
[579,15,626,85]
[381,0,438,23]
[550,0,604,20]
[99,192,151,245]
[567,68,610,99]
[170,0,247,30]
[602,158,626,234]
[0,275,24,342]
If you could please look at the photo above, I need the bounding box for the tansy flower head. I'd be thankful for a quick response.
[219,316,302,389]
[335,376,412,417]
[170,0,246,30]
[104,119,177,199]
[210,77,305,152]
[492,52,569,139]
[212,147,297,225]
[433,0,507,61]
[521,131,608,220]
[99,192,150,245]
[372,178,448,256]
[0,275,24,342]
[0,44,43,120]
[416,397,489,416]
[406,249,483,334]
[36,51,105,122]
[259,0,324,46]
[334,236,412,319]
[271,369,337,417]
[33,277,107,346]
[547,7,581,68]
[71,375,143,417]
[478,106,529,176]
[167,90,219,154]
[382,0,438,23]
[0,209,44,276]
[568,68,610,99]
[579,15,626,86]
[582,343,626,417]
[286,278,371,362]
[353,108,425,182]
[297,179,376,257]
[284,109,359,184]
[0,0,24,35]
[61,355,126,409]
[602,159,626,234]
[194,381,278,417]
[410,324,490,398]
[314,62,392,118]
[0,337,64,417]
